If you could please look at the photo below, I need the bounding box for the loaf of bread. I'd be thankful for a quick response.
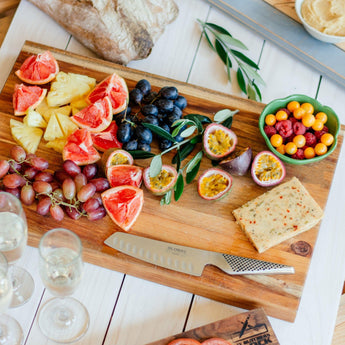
[233,177,324,253]
[28,0,179,64]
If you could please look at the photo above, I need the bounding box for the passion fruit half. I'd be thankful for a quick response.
[143,164,178,196]
[197,168,232,201]
[202,123,237,160]
[101,148,134,173]
[219,146,252,176]
[251,151,286,187]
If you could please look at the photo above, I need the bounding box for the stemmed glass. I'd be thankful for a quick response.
[38,228,89,343]
[0,251,23,345]
[0,191,34,307]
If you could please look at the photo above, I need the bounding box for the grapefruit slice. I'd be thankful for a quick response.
[15,51,59,85]
[62,128,101,166]
[106,165,143,188]
[71,96,112,133]
[101,185,144,232]
[13,84,47,116]
[91,121,122,152]
[86,73,128,114]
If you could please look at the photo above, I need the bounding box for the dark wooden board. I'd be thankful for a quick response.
[0,41,343,322]
[146,308,280,345]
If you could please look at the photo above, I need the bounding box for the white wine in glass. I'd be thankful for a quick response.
[38,228,89,343]
[0,191,34,307]
[0,251,23,345]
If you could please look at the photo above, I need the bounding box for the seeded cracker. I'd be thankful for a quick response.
[232,177,324,253]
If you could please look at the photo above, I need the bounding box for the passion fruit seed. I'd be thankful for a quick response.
[199,173,229,198]
[111,152,131,165]
[253,153,283,183]
[149,169,175,191]
[208,129,233,156]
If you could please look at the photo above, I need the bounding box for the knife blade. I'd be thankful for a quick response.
[104,232,294,276]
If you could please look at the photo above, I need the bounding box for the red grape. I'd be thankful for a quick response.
[21,185,35,205]
[0,160,9,178]
[33,181,53,194]
[8,161,22,174]
[50,204,64,221]
[63,160,81,177]
[34,171,54,183]
[87,206,106,221]
[83,164,98,180]
[82,197,100,213]
[62,178,76,200]
[23,166,38,180]
[29,157,49,171]
[52,188,65,202]
[74,173,87,192]
[4,187,20,199]
[90,178,110,192]
[10,145,26,162]
[65,206,82,220]
[77,183,96,202]
[37,196,52,215]
[3,174,26,189]
[54,169,70,184]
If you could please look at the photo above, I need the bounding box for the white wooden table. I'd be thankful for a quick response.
[1,1,345,344]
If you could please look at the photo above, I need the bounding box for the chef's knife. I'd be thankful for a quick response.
[104,232,294,276]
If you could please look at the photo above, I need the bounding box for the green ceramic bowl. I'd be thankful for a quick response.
[259,94,340,165]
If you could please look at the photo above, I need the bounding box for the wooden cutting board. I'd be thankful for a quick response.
[146,308,280,345]
[0,41,343,322]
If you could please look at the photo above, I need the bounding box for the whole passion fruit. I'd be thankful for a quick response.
[219,146,252,176]
[198,168,232,201]
[143,164,178,196]
[251,151,286,187]
[203,123,237,160]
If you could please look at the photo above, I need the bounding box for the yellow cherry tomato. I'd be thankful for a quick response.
[275,110,288,121]
[287,101,300,113]
[302,113,315,127]
[276,144,285,155]
[301,102,314,114]
[304,147,315,159]
[265,114,276,126]
[314,142,328,156]
[315,112,328,124]
[270,134,283,147]
[312,119,324,131]
[285,142,298,155]
[293,107,306,120]
[321,133,334,146]
[293,134,306,148]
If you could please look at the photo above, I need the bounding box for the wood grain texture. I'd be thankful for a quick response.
[1,41,344,322]
[146,308,280,345]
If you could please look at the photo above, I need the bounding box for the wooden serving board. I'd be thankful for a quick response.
[0,41,343,322]
[146,308,280,345]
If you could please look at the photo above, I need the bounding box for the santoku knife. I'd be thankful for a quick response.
[105,232,294,276]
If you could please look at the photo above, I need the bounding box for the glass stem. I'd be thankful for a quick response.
[55,298,75,327]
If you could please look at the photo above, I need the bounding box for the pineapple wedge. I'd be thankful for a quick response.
[55,112,78,137]
[70,98,89,110]
[41,105,72,122]
[10,119,43,154]
[44,113,65,141]
[47,72,96,107]
[23,108,47,128]
[46,138,67,153]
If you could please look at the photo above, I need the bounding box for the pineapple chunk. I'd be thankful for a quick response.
[47,72,96,107]
[10,119,43,154]
[46,138,67,153]
[55,112,78,137]
[70,98,89,110]
[23,108,47,128]
[36,98,50,116]
[44,113,64,141]
[41,105,72,122]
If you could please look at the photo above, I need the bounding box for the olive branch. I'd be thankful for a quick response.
[197,20,265,102]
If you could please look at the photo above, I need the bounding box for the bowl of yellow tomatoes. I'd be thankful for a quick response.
[259,94,340,165]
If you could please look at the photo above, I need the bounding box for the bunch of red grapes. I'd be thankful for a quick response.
[0,145,109,221]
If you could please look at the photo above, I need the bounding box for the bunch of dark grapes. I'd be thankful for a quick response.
[0,145,110,222]
[115,79,188,152]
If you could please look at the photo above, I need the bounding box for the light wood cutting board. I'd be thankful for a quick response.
[0,41,343,322]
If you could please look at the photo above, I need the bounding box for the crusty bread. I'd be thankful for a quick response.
[28,0,179,64]
[233,177,324,253]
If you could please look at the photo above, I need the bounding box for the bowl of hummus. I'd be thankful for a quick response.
[295,0,345,43]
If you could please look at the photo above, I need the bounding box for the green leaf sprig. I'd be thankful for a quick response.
[197,20,265,102]
[135,109,237,205]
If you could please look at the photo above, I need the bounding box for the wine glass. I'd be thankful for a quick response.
[0,191,34,307]
[38,228,89,343]
[0,251,23,345]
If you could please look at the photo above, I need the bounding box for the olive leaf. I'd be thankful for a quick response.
[174,173,184,201]
[185,151,203,184]
[172,142,195,164]
[142,122,176,142]
[149,154,162,177]
[161,190,172,205]
[180,125,197,138]
[186,160,201,184]
[217,34,248,50]
[214,109,238,123]
[237,68,246,94]
[128,150,155,159]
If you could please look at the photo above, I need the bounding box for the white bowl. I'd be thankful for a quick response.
[295,0,345,44]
